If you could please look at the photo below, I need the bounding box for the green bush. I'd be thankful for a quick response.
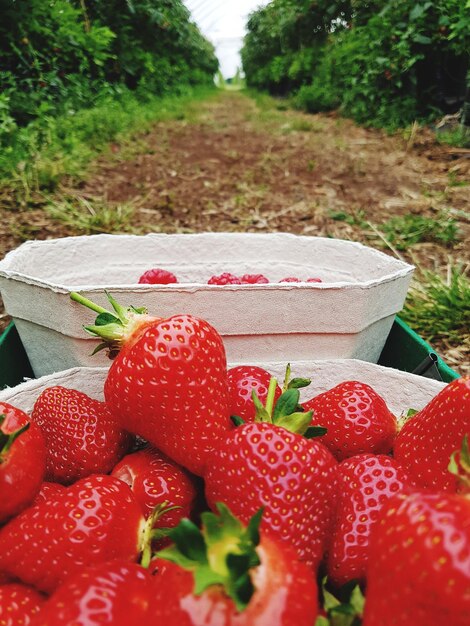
[241,0,470,129]
[0,0,218,125]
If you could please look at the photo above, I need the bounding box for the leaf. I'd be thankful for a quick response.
[168,519,207,562]
[412,34,432,45]
[252,391,271,423]
[288,377,312,389]
[94,312,120,326]
[304,425,328,439]
[273,388,300,421]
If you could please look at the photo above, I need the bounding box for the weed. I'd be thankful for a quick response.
[328,209,368,227]
[46,197,136,234]
[447,170,469,188]
[400,265,470,345]
[436,127,470,149]
[381,213,459,250]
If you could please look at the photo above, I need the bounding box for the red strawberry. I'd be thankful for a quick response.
[302,381,397,460]
[393,377,470,492]
[240,274,269,284]
[205,422,336,570]
[150,504,318,625]
[0,474,145,593]
[111,446,199,532]
[326,453,409,587]
[70,292,231,476]
[138,268,178,284]
[33,561,152,626]
[363,491,470,626]
[31,482,66,506]
[31,386,133,485]
[207,273,241,285]
[227,365,282,422]
[0,403,46,523]
[0,583,45,626]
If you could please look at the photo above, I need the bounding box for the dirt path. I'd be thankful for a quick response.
[1,90,469,372]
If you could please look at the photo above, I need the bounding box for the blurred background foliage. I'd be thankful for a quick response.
[0,0,218,182]
[241,0,470,129]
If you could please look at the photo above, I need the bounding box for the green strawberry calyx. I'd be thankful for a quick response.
[232,367,327,439]
[0,414,30,463]
[70,291,158,357]
[156,503,263,612]
[317,577,364,626]
[448,435,470,493]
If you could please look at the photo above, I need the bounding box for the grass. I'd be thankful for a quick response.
[400,265,470,346]
[436,126,470,148]
[380,213,459,250]
[0,86,216,204]
[46,197,137,234]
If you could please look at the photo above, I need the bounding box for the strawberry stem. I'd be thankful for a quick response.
[140,502,181,568]
[70,292,110,315]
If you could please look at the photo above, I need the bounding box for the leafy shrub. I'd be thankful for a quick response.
[242,0,470,129]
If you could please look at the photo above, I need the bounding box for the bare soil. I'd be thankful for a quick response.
[1,90,469,373]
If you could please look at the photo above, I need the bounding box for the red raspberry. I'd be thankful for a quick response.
[280,277,301,282]
[307,277,322,283]
[138,268,178,284]
[240,274,269,284]
[207,273,242,285]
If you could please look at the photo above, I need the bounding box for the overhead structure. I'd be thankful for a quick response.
[184,0,270,78]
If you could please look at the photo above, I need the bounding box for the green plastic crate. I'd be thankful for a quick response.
[0,322,34,389]
[0,317,460,390]
[379,317,459,383]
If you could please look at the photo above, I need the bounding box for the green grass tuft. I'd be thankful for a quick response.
[381,213,459,250]
[400,265,470,345]
[46,197,136,234]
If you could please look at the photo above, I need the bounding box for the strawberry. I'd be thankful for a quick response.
[150,504,318,625]
[31,481,66,506]
[70,292,231,476]
[302,381,397,460]
[205,379,335,571]
[138,268,178,284]
[227,365,282,422]
[240,273,269,284]
[393,377,470,492]
[207,273,242,285]
[326,453,409,587]
[0,474,145,593]
[33,561,152,626]
[31,386,133,485]
[363,491,470,626]
[111,446,200,533]
[0,583,45,626]
[205,375,336,574]
[0,403,46,524]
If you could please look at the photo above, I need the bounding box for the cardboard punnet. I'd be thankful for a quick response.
[0,233,414,377]
[0,360,445,416]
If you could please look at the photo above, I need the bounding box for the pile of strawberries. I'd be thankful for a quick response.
[138,267,322,285]
[0,292,469,626]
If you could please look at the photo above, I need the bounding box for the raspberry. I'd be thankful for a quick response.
[307,277,322,283]
[240,274,269,284]
[279,277,301,282]
[138,269,178,285]
[207,273,242,285]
